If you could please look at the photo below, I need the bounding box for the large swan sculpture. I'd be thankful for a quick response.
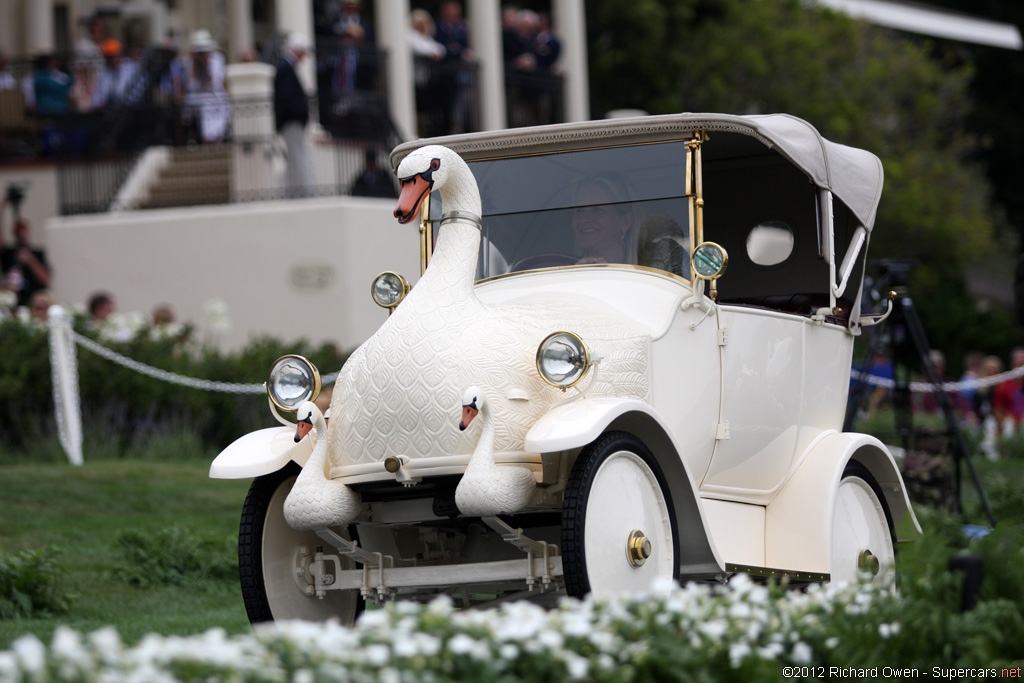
[456,386,536,516]
[283,401,361,530]
[281,144,649,532]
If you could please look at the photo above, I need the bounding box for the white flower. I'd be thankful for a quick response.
[447,634,477,656]
[12,636,46,673]
[825,637,840,649]
[499,644,518,660]
[88,626,123,664]
[791,641,812,664]
[729,641,751,667]
[363,644,391,667]
[878,622,900,638]
[699,619,728,639]
[563,651,590,680]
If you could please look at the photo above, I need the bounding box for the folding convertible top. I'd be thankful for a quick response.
[391,112,884,231]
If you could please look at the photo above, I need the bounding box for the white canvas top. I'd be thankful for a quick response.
[392,112,885,230]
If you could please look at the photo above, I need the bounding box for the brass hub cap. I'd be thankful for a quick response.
[627,529,652,567]
[858,549,880,576]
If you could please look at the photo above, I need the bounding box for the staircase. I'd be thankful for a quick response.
[139,145,232,210]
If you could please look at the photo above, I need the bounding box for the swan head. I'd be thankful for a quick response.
[459,385,485,431]
[294,400,323,443]
[394,145,458,225]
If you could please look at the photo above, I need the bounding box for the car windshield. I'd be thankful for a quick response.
[430,141,692,280]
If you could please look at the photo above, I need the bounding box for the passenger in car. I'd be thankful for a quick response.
[571,175,639,265]
[637,213,689,278]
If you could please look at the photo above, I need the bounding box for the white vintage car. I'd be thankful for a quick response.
[211,112,920,624]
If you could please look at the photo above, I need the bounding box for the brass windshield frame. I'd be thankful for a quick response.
[420,138,704,282]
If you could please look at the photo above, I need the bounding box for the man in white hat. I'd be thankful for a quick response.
[275,32,314,197]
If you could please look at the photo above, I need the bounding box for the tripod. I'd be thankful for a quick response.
[844,263,996,527]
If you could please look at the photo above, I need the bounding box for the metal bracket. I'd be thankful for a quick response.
[481,516,560,589]
[859,291,897,328]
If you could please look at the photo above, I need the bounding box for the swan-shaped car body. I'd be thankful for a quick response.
[212,112,920,623]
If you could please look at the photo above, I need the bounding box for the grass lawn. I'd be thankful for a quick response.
[0,456,253,647]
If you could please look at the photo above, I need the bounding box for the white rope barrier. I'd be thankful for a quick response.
[69,331,340,392]
[47,306,83,466]
[850,365,1024,393]
[44,312,340,465]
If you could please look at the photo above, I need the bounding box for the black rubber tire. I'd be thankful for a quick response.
[238,462,363,624]
[561,431,680,598]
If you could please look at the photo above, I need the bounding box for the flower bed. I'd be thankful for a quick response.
[0,577,895,683]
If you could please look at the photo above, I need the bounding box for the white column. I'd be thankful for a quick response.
[552,0,589,122]
[275,0,316,95]
[375,0,415,140]
[467,0,506,131]
[0,0,17,53]
[226,0,254,62]
[26,0,55,54]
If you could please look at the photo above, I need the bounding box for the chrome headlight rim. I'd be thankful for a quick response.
[371,271,411,309]
[266,354,322,413]
[536,331,591,389]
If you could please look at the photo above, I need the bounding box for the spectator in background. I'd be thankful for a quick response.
[434,1,474,134]
[0,49,16,91]
[958,350,984,423]
[29,289,55,321]
[408,8,445,136]
[501,5,521,62]
[531,11,561,124]
[334,0,373,44]
[0,197,51,308]
[977,354,1005,460]
[96,39,139,107]
[70,51,103,112]
[993,347,1024,435]
[75,13,106,59]
[181,29,230,143]
[351,148,397,198]
[275,32,314,198]
[88,291,115,322]
[33,55,71,115]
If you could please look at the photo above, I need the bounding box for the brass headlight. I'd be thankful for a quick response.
[371,271,410,310]
[536,331,590,389]
[266,355,321,412]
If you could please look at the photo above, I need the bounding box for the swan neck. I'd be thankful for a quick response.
[475,403,495,460]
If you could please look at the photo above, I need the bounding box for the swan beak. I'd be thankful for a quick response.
[459,405,478,431]
[295,419,314,443]
[395,173,432,225]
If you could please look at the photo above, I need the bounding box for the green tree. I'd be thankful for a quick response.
[587,0,1016,366]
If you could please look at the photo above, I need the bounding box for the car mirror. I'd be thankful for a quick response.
[692,242,728,281]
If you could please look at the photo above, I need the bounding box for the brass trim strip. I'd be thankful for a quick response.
[475,261,692,287]
[725,562,830,582]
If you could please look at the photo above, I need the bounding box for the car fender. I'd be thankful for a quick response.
[527,397,726,578]
[209,426,314,479]
[765,431,922,574]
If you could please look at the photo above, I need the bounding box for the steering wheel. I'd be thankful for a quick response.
[507,252,579,273]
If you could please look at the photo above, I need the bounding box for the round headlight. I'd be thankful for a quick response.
[536,331,590,388]
[371,271,410,309]
[266,355,321,412]
[692,242,729,280]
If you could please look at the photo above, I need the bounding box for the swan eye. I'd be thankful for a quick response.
[429,158,441,171]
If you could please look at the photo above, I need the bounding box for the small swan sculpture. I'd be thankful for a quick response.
[283,401,361,530]
[455,386,536,516]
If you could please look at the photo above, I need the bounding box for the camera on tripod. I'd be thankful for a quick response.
[5,182,30,217]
